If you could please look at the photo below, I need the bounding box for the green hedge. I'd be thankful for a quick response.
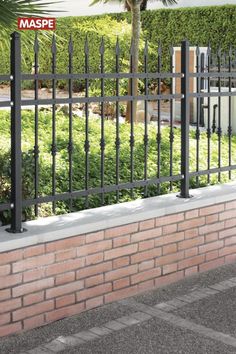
[0,109,236,224]
[0,5,236,85]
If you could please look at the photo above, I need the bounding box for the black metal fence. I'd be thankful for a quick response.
[1,32,236,233]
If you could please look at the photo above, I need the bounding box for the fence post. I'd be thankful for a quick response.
[179,40,191,198]
[6,32,24,233]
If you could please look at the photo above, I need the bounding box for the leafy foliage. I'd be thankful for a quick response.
[0,109,236,224]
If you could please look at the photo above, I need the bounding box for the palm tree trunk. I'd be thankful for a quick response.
[126,0,141,122]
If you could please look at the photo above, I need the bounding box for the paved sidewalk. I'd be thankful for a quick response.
[1,263,236,354]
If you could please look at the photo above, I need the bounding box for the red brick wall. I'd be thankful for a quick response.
[1,201,236,337]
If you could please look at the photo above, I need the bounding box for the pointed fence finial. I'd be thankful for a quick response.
[84,35,89,55]
[68,35,73,54]
[51,33,57,54]
[34,32,39,53]
[99,36,105,55]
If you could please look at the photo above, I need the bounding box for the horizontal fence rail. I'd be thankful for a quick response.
[1,32,236,232]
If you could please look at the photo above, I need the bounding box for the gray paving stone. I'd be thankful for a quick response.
[197,287,219,296]
[154,303,176,311]
[104,320,127,331]
[176,295,196,303]
[165,299,186,308]
[229,277,236,283]
[116,315,140,326]
[73,331,99,341]
[26,348,52,354]
[209,284,228,291]
[129,311,152,322]
[43,339,67,352]
[89,326,112,336]
[56,335,84,346]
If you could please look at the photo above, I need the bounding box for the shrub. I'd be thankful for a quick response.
[0,109,236,224]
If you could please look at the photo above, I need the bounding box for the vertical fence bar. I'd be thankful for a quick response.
[84,37,90,208]
[228,46,232,180]
[169,45,174,192]
[68,35,74,211]
[34,33,39,217]
[130,40,134,199]
[157,43,162,195]
[195,46,200,187]
[115,38,120,203]
[207,44,211,184]
[217,48,222,182]
[144,40,149,197]
[100,37,105,206]
[51,34,57,213]
[179,40,191,198]
[7,32,24,233]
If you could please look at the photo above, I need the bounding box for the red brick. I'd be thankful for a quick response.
[76,262,112,279]
[0,322,22,338]
[105,285,138,303]
[156,251,184,267]
[206,250,219,261]
[0,274,22,290]
[105,244,137,261]
[24,245,45,258]
[225,254,236,264]
[113,277,130,290]
[0,265,10,276]
[113,256,130,269]
[225,219,236,228]
[86,231,104,244]
[185,247,198,258]
[131,228,162,242]
[23,291,44,306]
[46,280,84,299]
[13,254,54,273]
[139,260,154,272]
[206,214,219,224]
[77,240,112,257]
[46,258,84,277]
[56,294,75,308]
[86,296,103,310]
[185,266,198,276]
[113,235,130,248]
[23,268,45,283]
[131,267,161,284]
[205,233,218,243]
[13,300,54,321]
[85,274,104,288]
[219,227,236,239]
[46,302,85,323]
[199,258,225,272]
[225,201,236,210]
[163,243,177,255]
[155,271,184,288]
[155,232,184,247]
[199,222,225,235]
[200,204,224,216]
[138,280,155,292]
[86,253,103,266]
[105,223,139,238]
[0,250,23,266]
[178,217,205,231]
[13,278,54,297]
[105,265,137,282]
[163,263,177,275]
[185,209,199,219]
[139,240,154,251]
[178,255,205,270]
[0,313,10,326]
[156,213,184,226]
[219,209,236,221]
[56,271,75,286]
[139,219,155,231]
[77,283,112,302]
[131,248,162,264]
[23,314,45,331]
[225,236,236,245]
[0,289,11,301]
[55,249,76,262]
[219,245,236,257]
[185,228,198,239]
[0,298,21,314]
[46,235,85,253]
[199,240,224,254]
[163,224,177,235]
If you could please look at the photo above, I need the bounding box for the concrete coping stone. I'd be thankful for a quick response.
[0,181,236,253]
